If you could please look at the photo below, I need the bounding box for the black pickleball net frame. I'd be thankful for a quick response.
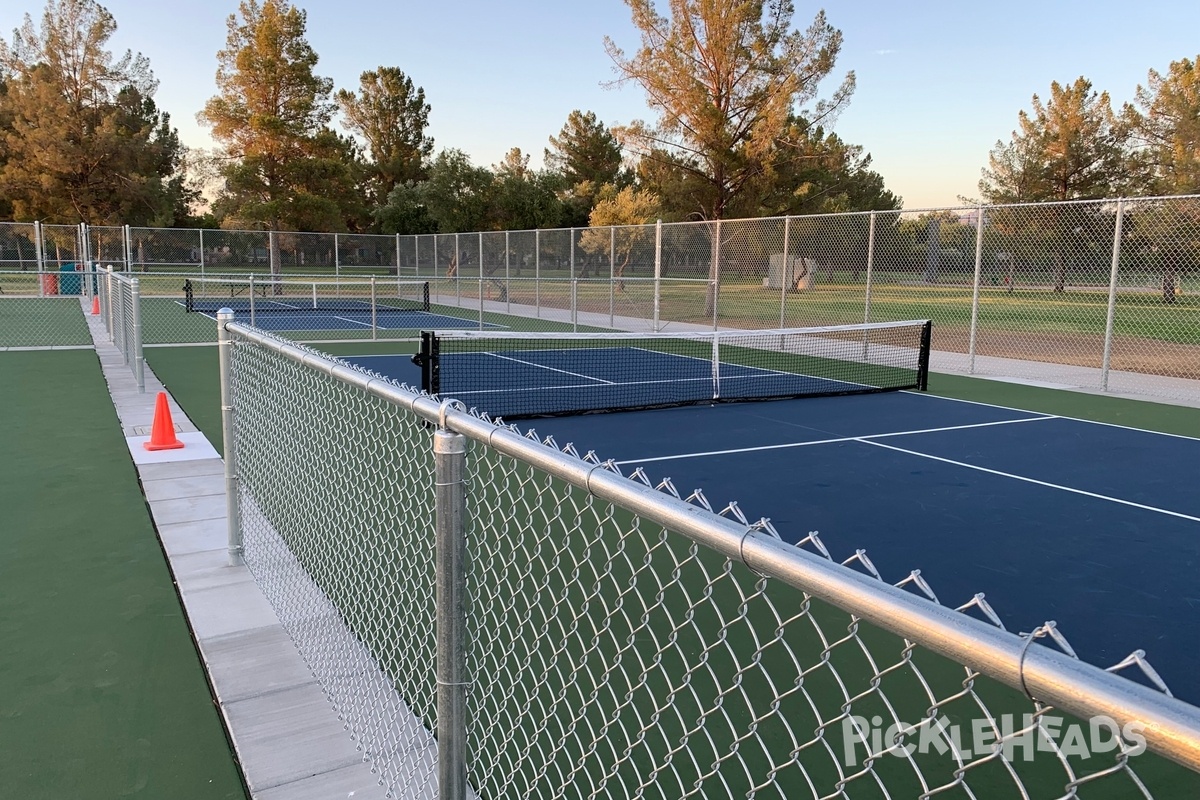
[415,320,932,419]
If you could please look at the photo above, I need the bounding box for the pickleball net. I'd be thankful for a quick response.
[415,319,932,419]
[182,275,431,314]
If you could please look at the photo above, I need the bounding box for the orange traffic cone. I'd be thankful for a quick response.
[144,392,185,451]
[91,295,100,315]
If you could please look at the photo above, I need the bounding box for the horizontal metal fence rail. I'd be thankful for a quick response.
[221,318,1200,799]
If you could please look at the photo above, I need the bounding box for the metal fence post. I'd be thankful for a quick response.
[571,278,579,332]
[968,205,986,373]
[534,229,541,318]
[478,233,484,330]
[249,274,257,328]
[131,277,145,392]
[454,232,461,305]
[199,228,206,278]
[505,230,511,315]
[1101,198,1126,391]
[653,219,662,333]
[105,266,114,342]
[371,275,378,341]
[34,221,44,295]
[396,233,402,280]
[217,309,243,567]
[864,212,876,327]
[334,232,340,282]
[780,216,791,328]
[433,414,468,800]
[123,224,132,271]
[609,226,616,327]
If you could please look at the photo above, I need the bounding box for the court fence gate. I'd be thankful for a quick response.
[218,313,1200,800]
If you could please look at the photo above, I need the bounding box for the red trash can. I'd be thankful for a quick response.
[40,273,59,295]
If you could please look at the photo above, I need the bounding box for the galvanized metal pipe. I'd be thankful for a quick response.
[434,423,468,800]
[218,310,243,566]
[223,319,1200,774]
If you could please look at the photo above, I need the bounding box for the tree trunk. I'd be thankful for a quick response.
[1162,251,1178,304]
[704,221,719,318]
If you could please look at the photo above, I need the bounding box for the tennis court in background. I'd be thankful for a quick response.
[347,329,1200,706]
[188,303,498,332]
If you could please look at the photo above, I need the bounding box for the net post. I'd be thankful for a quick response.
[418,331,440,395]
[131,277,144,393]
[918,320,933,391]
[423,280,431,311]
[1101,198,1125,392]
[217,309,243,567]
[653,219,662,332]
[968,205,985,373]
[249,274,257,327]
[370,275,378,340]
[433,416,468,800]
[711,331,720,400]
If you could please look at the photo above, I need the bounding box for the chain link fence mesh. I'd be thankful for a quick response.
[223,323,1200,799]
[5,198,1199,401]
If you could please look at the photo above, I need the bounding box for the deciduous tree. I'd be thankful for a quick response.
[579,184,660,285]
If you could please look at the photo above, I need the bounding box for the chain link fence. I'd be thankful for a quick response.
[220,320,1200,799]
[5,197,1199,401]
[97,268,144,390]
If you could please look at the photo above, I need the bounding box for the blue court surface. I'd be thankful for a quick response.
[427,346,885,417]
[347,349,1200,704]
[190,304,493,332]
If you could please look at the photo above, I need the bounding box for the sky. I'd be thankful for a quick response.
[8,0,1200,210]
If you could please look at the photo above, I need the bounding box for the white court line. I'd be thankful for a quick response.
[482,352,616,384]
[442,369,865,397]
[614,416,1056,465]
[860,438,1200,523]
[903,390,1200,443]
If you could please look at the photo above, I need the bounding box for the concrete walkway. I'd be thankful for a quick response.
[82,299,392,799]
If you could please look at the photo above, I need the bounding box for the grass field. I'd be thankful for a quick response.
[0,350,245,799]
[145,336,1200,798]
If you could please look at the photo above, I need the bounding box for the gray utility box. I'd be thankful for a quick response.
[765,254,815,291]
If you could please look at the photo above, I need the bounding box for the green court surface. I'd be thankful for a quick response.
[0,297,93,348]
[0,350,246,799]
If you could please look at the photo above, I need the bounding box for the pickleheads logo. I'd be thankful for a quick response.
[841,714,1147,766]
